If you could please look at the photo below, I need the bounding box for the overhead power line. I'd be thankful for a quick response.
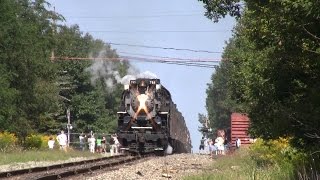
[108,42,223,54]
[51,56,221,62]
[88,30,229,33]
[118,51,221,62]
[120,55,219,68]
[65,13,203,19]
[51,56,220,69]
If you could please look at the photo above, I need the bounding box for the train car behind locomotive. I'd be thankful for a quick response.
[117,78,191,154]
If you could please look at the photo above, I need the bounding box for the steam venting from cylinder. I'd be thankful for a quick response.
[165,144,173,154]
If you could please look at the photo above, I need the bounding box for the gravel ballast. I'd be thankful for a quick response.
[86,153,214,180]
[0,153,215,180]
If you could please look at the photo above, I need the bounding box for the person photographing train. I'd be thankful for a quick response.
[110,134,120,156]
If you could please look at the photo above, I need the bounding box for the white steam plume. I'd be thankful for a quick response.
[136,71,157,79]
[86,49,159,90]
[85,49,123,91]
[120,71,158,85]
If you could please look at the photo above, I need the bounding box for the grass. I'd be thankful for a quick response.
[0,148,101,165]
[184,148,294,180]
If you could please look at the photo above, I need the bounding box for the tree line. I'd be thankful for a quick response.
[200,0,320,151]
[0,0,132,139]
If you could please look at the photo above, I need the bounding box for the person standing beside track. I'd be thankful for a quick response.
[216,136,225,155]
[57,130,67,152]
[110,134,120,156]
[48,136,55,150]
[79,133,85,151]
[96,136,102,153]
[208,138,217,158]
[199,136,206,154]
[101,136,107,154]
[236,137,241,149]
[88,134,96,153]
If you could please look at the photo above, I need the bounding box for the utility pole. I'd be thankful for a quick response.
[66,108,72,147]
[205,117,208,128]
[50,6,56,62]
[50,7,74,147]
[58,71,74,147]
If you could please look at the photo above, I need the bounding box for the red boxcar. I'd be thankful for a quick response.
[231,113,251,146]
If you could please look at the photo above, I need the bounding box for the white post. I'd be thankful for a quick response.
[67,108,70,147]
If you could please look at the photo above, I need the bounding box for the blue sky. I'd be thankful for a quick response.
[47,0,235,152]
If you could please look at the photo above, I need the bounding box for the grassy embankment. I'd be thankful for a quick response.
[184,147,295,180]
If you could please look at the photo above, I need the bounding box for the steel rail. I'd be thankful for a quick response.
[36,155,142,180]
[0,155,126,178]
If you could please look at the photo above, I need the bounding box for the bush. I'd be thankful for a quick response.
[24,134,43,149]
[249,137,306,168]
[0,131,18,152]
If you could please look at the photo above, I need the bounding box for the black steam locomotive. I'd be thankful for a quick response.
[117,78,192,154]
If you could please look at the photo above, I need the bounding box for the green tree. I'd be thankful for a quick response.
[200,0,320,149]
[0,0,133,138]
[0,0,62,137]
[54,25,131,134]
[198,0,242,22]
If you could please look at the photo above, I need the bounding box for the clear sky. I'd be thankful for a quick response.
[47,0,235,152]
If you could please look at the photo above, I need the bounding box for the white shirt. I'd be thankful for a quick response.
[48,140,55,149]
[216,137,224,146]
[88,137,96,145]
[57,133,67,146]
[236,138,241,147]
[113,137,120,145]
[79,136,85,143]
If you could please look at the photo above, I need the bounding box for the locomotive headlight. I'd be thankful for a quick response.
[132,94,154,120]
[156,84,161,90]
[137,94,148,110]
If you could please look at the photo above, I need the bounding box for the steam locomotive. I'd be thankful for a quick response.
[117,78,192,154]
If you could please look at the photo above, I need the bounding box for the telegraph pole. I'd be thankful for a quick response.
[59,70,73,147]
[67,108,71,147]
[50,6,55,62]
[50,6,73,147]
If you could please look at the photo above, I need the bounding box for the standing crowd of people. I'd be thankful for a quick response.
[199,135,241,158]
[86,133,120,155]
[80,133,121,155]
[47,131,121,156]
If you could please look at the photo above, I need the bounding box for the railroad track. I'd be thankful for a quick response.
[0,154,150,180]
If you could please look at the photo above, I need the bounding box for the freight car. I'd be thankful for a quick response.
[116,78,192,154]
[230,113,251,146]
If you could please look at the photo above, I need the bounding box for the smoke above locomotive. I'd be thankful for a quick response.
[117,76,192,154]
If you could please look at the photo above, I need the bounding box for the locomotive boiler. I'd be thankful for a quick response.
[117,78,192,154]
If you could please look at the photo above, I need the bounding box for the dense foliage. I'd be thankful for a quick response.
[201,0,320,151]
[0,132,18,152]
[0,0,132,140]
